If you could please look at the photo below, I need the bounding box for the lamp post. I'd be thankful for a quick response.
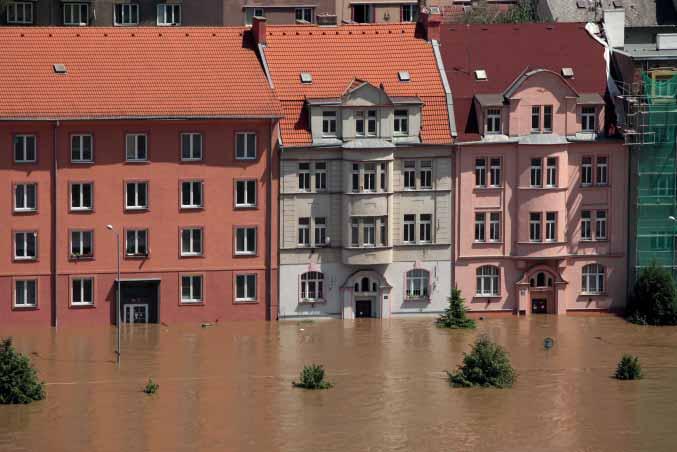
[106,224,121,366]
[668,216,677,275]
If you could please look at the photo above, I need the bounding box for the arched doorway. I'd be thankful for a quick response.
[341,270,392,319]
[516,265,567,315]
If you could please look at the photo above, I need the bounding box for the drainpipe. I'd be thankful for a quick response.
[51,120,59,328]
[266,118,275,320]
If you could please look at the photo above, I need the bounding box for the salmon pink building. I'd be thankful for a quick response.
[440,23,628,315]
[0,27,281,326]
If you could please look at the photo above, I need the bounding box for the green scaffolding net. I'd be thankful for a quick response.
[635,72,677,274]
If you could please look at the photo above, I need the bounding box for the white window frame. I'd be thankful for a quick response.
[531,105,541,132]
[14,231,37,260]
[298,218,310,247]
[489,212,501,242]
[352,4,373,23]
[14,135,36,163]
[404,160,416,190]
[180,180,203,209]
[596,210,607,240]
[581,264,605,295]
[581,210,592,241]
[355,111,365,136]
[14,279,37,308]
[181,133,202,161]
[363,163,376,192]
[295,7,313,23]
[405,269,429,299]
[419,160,432,190]
[401,4,418,22]
[71,277,94,306]
[476,266,500,296]
[475,158,486,187]
[14,183,37,212]
[63,3,89,26]
[125,133,147,161]
[125,181,148,210]
[366,110,377,136]
[70,230,93,258]
[543,105,553,132]
[581,106,596,132]
[403,214,415,243]
[474,212,485,242]
[181,275,203,303]
[235,132,257,160]
[546,157,557,187]
[114,3,139,26]
[315,162,327,191]
[545,212,556,242]
[394,109,409,135]
[157,3,181,26]
[180,228,203,256]
[6,2,33,24]
[322,111,337,137]
[125,229,148,257]
[71,134,93,163]
[314,217,327,247]
[300,271,324,301]
[70,182,93,211]
[581,156,593,186]
[489,158,501,187]
[235,227,257,255]
[530,158,542,187]
[486,108,501,134]
[363,218,376,246]
[596,156,608,185]
[235,180,256,208]
[235,274,257,302]
[419,214,432,243]
[529,212,542,242]
[298,162,311,191]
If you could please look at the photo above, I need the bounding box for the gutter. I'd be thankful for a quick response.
[51,121,59,328]
[0,115,283,122]
[431,40,458,138]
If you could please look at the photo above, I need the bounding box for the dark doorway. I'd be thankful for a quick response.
[531,298,547,314]
[355,299,372,318]
[120,281,159,324]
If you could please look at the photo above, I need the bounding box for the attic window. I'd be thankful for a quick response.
[398,71,411,82]
[576,0,590,8]
[300,72,313,84]
[53,64,67,74]
[428,6,441,14]
[561,67,574,78]
[474,70,487,81]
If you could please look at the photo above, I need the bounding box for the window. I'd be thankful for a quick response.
[298,218,310,246]
[15,232,36,260]
[380,217,387,246]
[404,161,416,189]
[363,163,376,192]
[125,182,148,210]
[474,212,485,242]
[63,3,88,25]
[71,134,93,162]
[401,4,419,22]
[405,269,429,299]
[71,278,93,305]
[157,3,181,25]
[181,181,203,209]
[531,106,541,132]
[489,158,501,187]
[582,264,605,294]
[546,157,557,187]
[70,230,93,258]
[351,163,360,192]
[235,180,256,208]
[486,108,501,134]
[475,158,486,187]
[403,214,415,243]
[235,227,256,255]
[367,110,377,136]
[125,134,147,161]
[543,105,553,132]
[530,272,553,288]
[236,274,257,302]
[420,160,432,189]
[394,110,409,135]
[114,3,139,26]
[300,272,324,301]
[352,4,373,23]
[489,212,501,242]
[419,214,432,243]
[126,229,148,256]
[530,158,543,187]
[530,212,542,241]
[581,106,596,132]
[596,156,608,185]
[355,111,365,136]
[236,132,256,160]
[322,111,337,136]
[351,219,359,246]
[582,156,593,186]
[181,275,202,303]
[545,212,556,242]
[596,210,607,240]
[298,163,311,191]
[70,183,93,211]
[476,266,499,296]
[14,135,36,163]
[6,2,33,24]
[315,217,327,246]
[379,163,387,191]
[315,162,327,191]
[363,218,375,246]
[14,280,36,307]
[181,228,203,256]
[295,7,313,22]
[14,183,36,212]
[181,133,202,161]
[581,210,592,240]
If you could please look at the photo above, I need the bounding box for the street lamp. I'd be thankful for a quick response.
[107,224,121,366]
[669,217,677,274]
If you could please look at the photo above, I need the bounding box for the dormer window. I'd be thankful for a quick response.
[367,110,377,136]
[581,107,596,132]
[355,111,365,136]
[322,111,337,137]
[543,106,553,132]
[486,108,501,134]
[394,110,409,136]
[531,106,541,133]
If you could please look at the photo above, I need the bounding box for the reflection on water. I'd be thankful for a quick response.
[1,316,677,452]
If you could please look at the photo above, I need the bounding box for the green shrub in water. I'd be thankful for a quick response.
[143,378,159,394]
[615,354,643,380]
[626,262,677,325]
[447,336,516,388]
[436,288,476,329]
[0,337,45,404]
[292,364,333,390]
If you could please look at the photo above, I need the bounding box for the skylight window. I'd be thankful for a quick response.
[398,71,411,82]
[53,64,67,74]
[561,67,574,78]
[474,69,487,81]
[300,72,313,84]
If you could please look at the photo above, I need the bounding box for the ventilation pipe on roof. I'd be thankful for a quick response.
[419,7,442,42]
[252,16,267,46]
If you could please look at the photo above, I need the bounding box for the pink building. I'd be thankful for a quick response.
[440,24,628,315]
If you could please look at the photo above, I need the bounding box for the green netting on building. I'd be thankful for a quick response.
[634,72,677,274]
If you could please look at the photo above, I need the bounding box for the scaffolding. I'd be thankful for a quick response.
[620,72,677,277]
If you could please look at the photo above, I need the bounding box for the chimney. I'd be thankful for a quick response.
[419,7,442,42]
[252,16,267,46]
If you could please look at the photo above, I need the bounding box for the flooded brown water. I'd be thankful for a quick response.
[1,316,677,452]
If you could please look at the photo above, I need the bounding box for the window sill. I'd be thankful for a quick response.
[180,254,204,258]
[180,206,204,211]
[13,209,38,215]
[235,157,257,161]
[473,295,501,299]
[14,161,37,164]
[180,301,204,306]
[125,254,149,259]
[124,160,149,164]
[14,258,38,262]
[473,241,503,244]
[234,252,257,257]
[580,292,607,297]
[580,184,609,189]
[70,208,94,213]
[69,255,94,261]
[517,186,564,191]
[12,306,38,311]
[299,299,326,305]
[71,160,94,165]
[473,186,503,191]
[70,304,95,309]
[125,207,149,212]
[180,158,203,163]
[234,299,258,304]
[403,297,430,303]
[235,205,257,210]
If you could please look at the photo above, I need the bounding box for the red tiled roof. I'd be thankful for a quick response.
[263,23,453,146]
[439,23,607,141]
[0,27,281,120]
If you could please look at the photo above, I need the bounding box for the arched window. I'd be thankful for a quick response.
[476,265,500,296]
[300,271,324,301]
[405,269,430,299]
[530,272,553,288]
[582,264,605,294]
[361,277,370,292]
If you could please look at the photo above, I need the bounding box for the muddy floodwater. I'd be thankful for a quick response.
[1,316,677,452]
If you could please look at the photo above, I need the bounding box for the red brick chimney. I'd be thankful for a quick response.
[252,16,267,46]
[419,8,442,42]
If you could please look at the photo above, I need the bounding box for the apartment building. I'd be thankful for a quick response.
[440,23,628,315]
[0,27,281,326]
[254,14,455,319]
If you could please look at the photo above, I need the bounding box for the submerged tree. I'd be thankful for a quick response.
[447,336,516,388]
[292,364,333,390]
[626,262,677,325]
[614,354,643,381]
[437,288,476,329]
[0,338,45,404]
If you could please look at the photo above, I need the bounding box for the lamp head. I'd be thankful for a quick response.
[106,224,114,230]
[670,216,677,222]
